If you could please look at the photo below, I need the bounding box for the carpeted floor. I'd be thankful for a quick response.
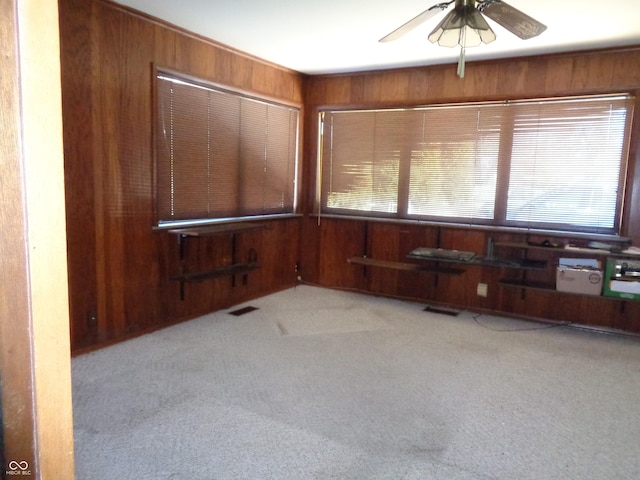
[72,285,640,479]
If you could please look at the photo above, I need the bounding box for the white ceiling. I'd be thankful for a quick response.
[114,0,640,75]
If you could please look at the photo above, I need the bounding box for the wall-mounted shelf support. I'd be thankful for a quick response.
[169,223,265,300]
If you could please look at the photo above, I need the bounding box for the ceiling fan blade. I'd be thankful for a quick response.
[480,0,547,40]
[379,2,454,43]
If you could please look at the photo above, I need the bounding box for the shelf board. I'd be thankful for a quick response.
[171,263,260,282]
[494,241,640,259]
[348,257,465,275]
[169,222,266,237]
[406,253,546,270]
[498,278,556,292]
[480,257,547,270]
[498,278,628,301]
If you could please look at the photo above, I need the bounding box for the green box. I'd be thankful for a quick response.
[603,258,640,301]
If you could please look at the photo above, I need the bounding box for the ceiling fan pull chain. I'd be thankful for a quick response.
[457,27,466,78]
[457,46,466,78]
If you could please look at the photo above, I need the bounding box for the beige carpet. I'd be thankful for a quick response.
[72,285,640,479]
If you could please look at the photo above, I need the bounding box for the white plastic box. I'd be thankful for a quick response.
[556,266,603,295]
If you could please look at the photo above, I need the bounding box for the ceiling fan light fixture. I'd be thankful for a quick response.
[379,0,546,80]
[427,1,496,78]
[428,5,496,48]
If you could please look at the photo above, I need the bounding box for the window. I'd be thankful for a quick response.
[319,94,634,234]
[155,70,299,227]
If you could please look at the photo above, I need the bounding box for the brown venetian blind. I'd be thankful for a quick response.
[321,104,503,221]
[156,73,299,226]
[406,104,503,221]
[319,94,633,234]
[505,95,634,233]
[321,110,403,214]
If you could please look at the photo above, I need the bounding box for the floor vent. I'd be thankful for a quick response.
[423,305,460,316]
[229,306,258,316]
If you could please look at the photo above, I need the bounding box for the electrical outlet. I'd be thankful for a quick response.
[477,283,488,297]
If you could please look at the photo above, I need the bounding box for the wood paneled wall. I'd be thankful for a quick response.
[301,48,640,334]
[59,0,305,353]
[59,0,640,347]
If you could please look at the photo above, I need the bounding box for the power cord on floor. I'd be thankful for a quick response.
[471,312,572,332]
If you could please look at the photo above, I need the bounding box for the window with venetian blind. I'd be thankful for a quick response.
[155,70,299,227]
[319,94,634,235]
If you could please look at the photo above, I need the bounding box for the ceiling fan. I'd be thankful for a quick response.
[379,0,547,77]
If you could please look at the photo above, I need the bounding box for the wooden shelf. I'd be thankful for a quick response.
[169,222,265,237]
[348,257,465,275]
[496,240,640,302]
[171,263,260,283]
[498,278,556,292]
[405,253,546,271]
[481,257,547,270]
[169,222,264,299]
[494,241,640,260]
[498,277,633,301]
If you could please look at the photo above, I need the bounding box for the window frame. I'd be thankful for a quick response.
[153,66,301,229]
[316,94,635,236]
